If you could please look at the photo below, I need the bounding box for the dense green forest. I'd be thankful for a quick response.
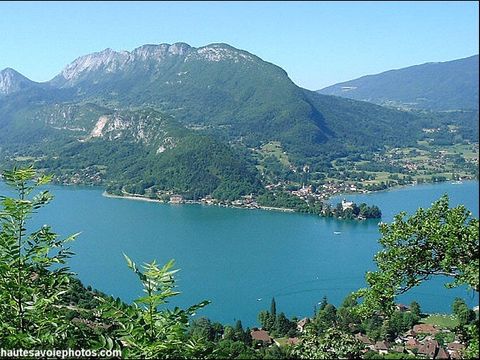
[0,167,478,359]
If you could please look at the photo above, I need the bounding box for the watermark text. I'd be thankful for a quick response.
[0,348,121,359]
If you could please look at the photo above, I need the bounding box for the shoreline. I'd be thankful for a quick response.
[102,191,165,203]
[328,178,479,203]
[102,191,297,213]
[101,178,478,216]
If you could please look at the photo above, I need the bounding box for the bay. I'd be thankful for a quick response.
[0,180,478,326]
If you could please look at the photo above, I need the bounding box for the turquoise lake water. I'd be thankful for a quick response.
[0,180,478,326]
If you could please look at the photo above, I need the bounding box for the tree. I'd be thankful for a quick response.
[452,298,475,327]
[352,195,479,359]
[337,294,361,332]
[318,296,328,311]
[99,255,211,358]
[0,166,78,348]
[291,326,363,359]
[214,339,258,359]
[273,312,296,337]
[314,304,337,335]
[257,298,277,332]
[360,313,383,341]
[258,310,271,331]
[409,301,421,318]
[381,311,410,341]
[189,317,215,342]
[234,320,249,344]
[259,344,290,359]
[270,297,277,319]
[222,326,235,341]
[355,195,479,317]
[402,311,419,329]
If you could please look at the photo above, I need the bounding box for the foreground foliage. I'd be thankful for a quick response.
[353,194,479,358]
[0,167,210,357]
[0,167,79,348]
[355,195,479,317]
[98,256,210,358]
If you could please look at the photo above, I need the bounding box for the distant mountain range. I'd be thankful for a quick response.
[318,55,479,111]
[0,43,478,197]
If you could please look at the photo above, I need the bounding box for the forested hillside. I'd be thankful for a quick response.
[318,55,479,111]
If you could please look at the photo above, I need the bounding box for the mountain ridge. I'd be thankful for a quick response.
[48,42,264,87]
[317,54,479,111]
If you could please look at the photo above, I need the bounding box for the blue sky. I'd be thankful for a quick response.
[0,1,478,89]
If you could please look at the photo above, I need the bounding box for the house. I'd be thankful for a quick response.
[297,317,310,332]
[436,346,450,359]
[250,329,273,346]
[355,333,374,350]
[413,323,440,335]
[374,341,390,355]
[395,303,409,312]
[404,329,417,338]
[418,339,439,358]
[242,194,255,203]
[341,199,354,210]
[405,337,421,350]
[169,195,184,204]
[286,337,300,346]
[391,345,406,354]
[203,195,214,205]
[447,342,465,359]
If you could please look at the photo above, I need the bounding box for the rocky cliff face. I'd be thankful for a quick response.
[83,112,173,149]
[0,67,37,95]
[51,42,256,87]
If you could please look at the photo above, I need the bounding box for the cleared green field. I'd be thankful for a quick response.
[421,314,459,329]
[259,141,291,167]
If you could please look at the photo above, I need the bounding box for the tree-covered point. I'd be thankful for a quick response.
[257,191,381,219]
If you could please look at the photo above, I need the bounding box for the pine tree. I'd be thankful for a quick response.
[270,297,277,318]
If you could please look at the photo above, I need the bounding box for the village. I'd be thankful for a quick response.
[168,187,372,219]
[248,303,477,359]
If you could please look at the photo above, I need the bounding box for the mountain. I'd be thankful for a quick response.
[0,42,477,198]
[43,42,446,156]
[46,42,334,156]
[0,68,39,95]
[318,55,479,111]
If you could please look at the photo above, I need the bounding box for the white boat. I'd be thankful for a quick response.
[333,231,341,235]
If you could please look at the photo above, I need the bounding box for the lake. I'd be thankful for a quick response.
[0,180,478,326]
